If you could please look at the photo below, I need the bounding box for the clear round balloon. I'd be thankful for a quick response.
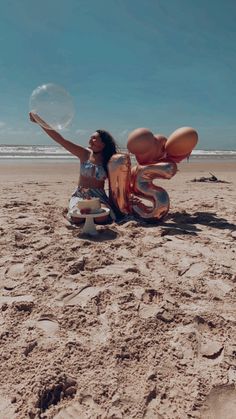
[29,83,75,130]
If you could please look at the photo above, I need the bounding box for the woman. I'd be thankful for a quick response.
[29,112,120,223]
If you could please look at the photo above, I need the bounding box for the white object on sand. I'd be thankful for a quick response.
[70,208,110,235]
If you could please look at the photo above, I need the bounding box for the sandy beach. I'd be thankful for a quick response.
[0,158,236,419]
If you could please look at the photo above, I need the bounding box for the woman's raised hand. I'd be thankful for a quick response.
[29,112,51,130]
[29,112,38,123]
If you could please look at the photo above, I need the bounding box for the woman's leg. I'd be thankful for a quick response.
[67,194,85,224]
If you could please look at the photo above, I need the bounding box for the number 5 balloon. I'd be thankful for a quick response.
[130,161,177,220]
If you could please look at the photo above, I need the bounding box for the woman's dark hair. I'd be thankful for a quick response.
[96,129,118,172]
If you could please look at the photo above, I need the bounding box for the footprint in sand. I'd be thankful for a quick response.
[199,339,224,362]
[53,396,104,418]
[179,261,208,278]
[200,385,236,419]
[206,278,233,300]
[5,263,26,280]
[61,285,105,308]
[2,279,18,291]
[194,316,224,364]
[89,312,110,345]
[0,394,16,419]
[138,289,161,319]
[37,314,59,336]
[95,262,140,277]
[60,286,113,345]
[0,294,34,308]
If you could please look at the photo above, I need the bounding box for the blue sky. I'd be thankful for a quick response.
[1,0,236,149]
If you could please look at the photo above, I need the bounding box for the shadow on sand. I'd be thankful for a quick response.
[135,210,236,237]
[168,211,236,231]
[77,227,119,242]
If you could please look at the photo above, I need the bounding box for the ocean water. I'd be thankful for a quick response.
[0,145,236,160]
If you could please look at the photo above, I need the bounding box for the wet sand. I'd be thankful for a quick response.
[0,158,235,418]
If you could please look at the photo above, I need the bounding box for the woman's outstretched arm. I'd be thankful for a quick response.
[29,112,89,160]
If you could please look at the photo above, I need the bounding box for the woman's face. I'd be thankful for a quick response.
[89,132,105,153]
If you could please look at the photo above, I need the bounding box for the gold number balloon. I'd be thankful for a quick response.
[108,155,177,221]
[130,161,177,220]
[108,153,132,214]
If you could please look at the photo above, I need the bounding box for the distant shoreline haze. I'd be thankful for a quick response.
[0,145,236,160]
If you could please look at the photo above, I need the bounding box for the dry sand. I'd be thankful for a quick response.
[0,158,235,419]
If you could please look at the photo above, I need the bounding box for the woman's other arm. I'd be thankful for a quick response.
[29,112,89,160]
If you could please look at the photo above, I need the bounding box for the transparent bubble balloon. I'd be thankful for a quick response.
[29,83,75,130]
